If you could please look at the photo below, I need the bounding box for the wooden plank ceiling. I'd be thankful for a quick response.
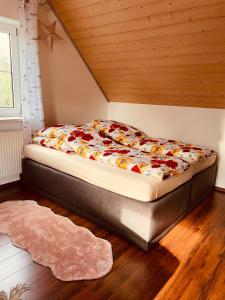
[48,0,225,109]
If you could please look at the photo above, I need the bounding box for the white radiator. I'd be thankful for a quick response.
[0,131,24,185]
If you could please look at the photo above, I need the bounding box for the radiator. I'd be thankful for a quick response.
[0,131,24,185]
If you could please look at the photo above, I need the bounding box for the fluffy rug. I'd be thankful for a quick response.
[0,201,113,281]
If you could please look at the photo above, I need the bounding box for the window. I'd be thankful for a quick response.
[0,17,21,117]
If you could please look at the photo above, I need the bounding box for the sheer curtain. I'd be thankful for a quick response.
[18,0,44,144]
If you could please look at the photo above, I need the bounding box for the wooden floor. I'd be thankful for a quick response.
[0,184,224,300]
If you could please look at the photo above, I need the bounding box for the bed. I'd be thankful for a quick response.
[22,142,217,251]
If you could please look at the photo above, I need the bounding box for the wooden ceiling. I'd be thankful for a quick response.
[48,0,225,109]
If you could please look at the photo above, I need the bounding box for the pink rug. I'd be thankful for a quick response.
[0,201,113,281]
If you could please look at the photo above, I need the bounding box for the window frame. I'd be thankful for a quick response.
[0,17,21,118]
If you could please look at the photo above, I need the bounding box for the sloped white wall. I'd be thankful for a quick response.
[38,7,108,126]
[109,102,225,189]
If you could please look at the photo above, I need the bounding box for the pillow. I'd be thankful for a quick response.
[87,120,216,161]
[37,124,77,139]
[36,124,117,150]
[87,120,147,147]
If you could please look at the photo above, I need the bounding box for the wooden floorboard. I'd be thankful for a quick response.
[0,184,224,300]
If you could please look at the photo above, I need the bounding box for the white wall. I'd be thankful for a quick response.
[108,103,225,189]
[38,7,108,126]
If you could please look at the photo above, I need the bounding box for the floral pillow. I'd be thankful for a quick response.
[87,120,147,148]
[133,138,216,161]
[37,124,79,139]
[36,124,117,150]
[87,120,216,161]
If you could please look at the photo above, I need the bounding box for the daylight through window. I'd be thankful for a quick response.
[0,18,20,117]
[0,32,14,108]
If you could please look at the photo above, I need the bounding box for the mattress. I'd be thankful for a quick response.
[189,155,216,175]
[23,144,216,203]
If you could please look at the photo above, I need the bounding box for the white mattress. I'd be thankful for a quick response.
[23,144,216,203]
[189,155,216,175]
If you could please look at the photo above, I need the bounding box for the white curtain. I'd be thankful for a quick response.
[18,0,44,144]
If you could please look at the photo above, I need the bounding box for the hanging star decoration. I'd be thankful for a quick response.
[38,0,51,12]
[38,20,63,51]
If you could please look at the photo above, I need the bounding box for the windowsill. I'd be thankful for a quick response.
[0,117,23,130]
[0,116,23,121]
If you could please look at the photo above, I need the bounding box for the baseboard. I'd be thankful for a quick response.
[215,186,225,193]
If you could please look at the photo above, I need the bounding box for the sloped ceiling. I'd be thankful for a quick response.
[48,0,225,109]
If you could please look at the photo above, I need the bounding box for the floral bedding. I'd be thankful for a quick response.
[33,125,190,180]
[88,120,216,162]
[33,136,73,153]
[87,119,147,147]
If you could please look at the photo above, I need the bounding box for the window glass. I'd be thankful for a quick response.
[0,31,14,108]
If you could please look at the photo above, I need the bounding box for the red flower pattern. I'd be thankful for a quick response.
[140,138,160,145]
[132,165,141,173]
[103,139,112,145]
[98,132,106,138]
[103,149,130,156]
[135,132,142,137]
[108,123,129,133]
[166,151,174,156]
[68,130,94,142]
[40,139,46,147]
[151,159,178,169]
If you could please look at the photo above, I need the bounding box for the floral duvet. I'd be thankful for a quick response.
[33,124,190,180]
[88,120,216,162]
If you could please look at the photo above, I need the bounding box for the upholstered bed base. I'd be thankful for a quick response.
[21,159,217,251]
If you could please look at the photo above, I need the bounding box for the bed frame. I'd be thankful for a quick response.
[21,159,217,251]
